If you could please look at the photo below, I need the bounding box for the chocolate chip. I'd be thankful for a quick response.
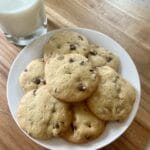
[89,50,97,55]
[57,55,64,60]
[40,79,46,85]
[32,78,40,84]
[86,135,92,140]
[69,58,74,63]
[51,104,56,113]
[71,123,74,131]
[43,80,46,85]
[33,90,37,96]
[89,69,94,72]
[78,83,87,91]
[73,125,77,130]
[70,44,76,50]
[85,122,91,128]
[54,88,57,93]
[113,75,119,83]
[53,123,59,129]
[80,61,85,65]
[52,107,56,113]
[30,121,33,125]
[24,69,28,72]
[57,44,61,49]
[106,56,112,62]
[61,121,64,124]
[78,35,83,40]
[65,70,71,74]
[88,124,91,128]
[71,123,77,131]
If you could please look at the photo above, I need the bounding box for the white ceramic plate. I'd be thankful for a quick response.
[7,28,141,150]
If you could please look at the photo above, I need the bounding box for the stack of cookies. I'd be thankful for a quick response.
[17,31,136,144]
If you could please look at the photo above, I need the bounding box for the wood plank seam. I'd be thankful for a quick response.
[106,0,147,24]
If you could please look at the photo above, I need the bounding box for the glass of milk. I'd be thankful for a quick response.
[0,0,47,46]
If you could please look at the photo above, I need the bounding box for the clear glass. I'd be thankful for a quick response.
[0,0,47,46]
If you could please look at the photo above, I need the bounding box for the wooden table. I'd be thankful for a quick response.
[0,0,150,149]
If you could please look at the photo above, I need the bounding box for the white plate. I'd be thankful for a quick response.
[7,28,141,150]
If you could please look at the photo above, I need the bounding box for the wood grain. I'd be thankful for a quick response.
[0,0,150,149]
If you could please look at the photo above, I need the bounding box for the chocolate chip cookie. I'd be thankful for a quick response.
[19,58,46,92]
[87,66,136,121]
[45,54,99,102]
[88,44,119,70]
[17,86,72,139]
[43,31,89,60]
[62,103,105,143]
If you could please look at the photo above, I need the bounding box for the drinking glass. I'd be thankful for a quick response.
[0,0,47,46]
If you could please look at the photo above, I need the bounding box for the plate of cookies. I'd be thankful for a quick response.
[7,28,141,150]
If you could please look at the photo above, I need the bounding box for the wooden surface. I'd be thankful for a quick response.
[0,0,150,149]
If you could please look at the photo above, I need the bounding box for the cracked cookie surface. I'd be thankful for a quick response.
[88,44,119,71]
[43,31,89,60]
[87,66,136,121]
[62,103,105,143]
[45,54,99,102]
[17,86,72,139]
[19,58,46,93]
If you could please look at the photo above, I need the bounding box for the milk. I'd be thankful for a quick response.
[0,0,46,37]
